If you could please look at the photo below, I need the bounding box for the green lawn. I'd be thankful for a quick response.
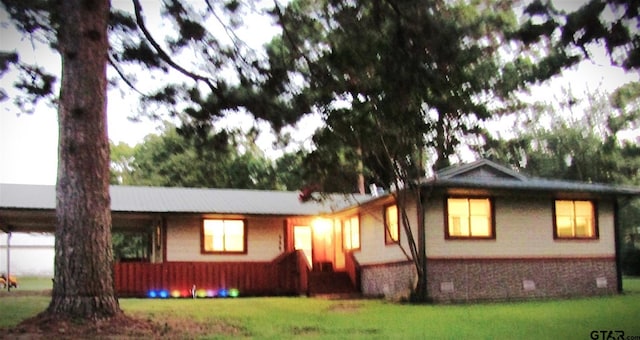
[1,277,639,339]
[11,276,53,291]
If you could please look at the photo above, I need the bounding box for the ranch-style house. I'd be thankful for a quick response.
[1,159,638,302]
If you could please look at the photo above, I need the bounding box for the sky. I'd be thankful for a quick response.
[0,2,639,186]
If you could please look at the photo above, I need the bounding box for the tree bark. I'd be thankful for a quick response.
[48,0,121,318]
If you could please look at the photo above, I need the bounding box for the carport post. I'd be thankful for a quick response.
[6,230,11,292]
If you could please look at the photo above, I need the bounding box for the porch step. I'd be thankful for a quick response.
[308,271,359,296]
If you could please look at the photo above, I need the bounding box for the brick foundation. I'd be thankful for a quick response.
[427,257,618,303]
[358,257,618,303]
[360,261,416,300]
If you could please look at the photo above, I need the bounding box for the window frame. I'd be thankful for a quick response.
[444,196,496,240]
[342,214,361,251]
[201,218,248,254]
[552,199,599,240]
[384,203,400,244]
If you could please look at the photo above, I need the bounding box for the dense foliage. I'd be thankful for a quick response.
[110,124,306,191]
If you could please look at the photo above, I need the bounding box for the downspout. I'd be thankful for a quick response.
[417,187,427,300]
[613,197,628,294]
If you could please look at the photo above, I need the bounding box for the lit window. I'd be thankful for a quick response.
[385,204,399,244]
[343,215,360,250]
[554,200,597,239]
[202,219,246,253]
[446,198,493,238]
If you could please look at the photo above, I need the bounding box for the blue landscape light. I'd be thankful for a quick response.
[148,290,158,298]
[159,290,169,298]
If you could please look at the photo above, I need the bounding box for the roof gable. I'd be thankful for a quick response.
[430,159,640,197]
[436,159,527,181]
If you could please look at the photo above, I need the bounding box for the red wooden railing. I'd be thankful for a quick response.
[345,251,360,289]
[114,250,310,297]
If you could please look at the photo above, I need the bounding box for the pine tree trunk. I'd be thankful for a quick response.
[48,0,121,318]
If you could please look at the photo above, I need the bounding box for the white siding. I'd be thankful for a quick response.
[426,196,616,258]
[354,198,419,266]
[166,215,284,262]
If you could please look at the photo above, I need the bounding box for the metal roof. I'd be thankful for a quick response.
[0,184,372,216]
[429,177,640,196]
[429,159,640,196]
[2,160,638,216]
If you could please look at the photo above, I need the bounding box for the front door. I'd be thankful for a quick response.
[292,219,335,271]
[311,219,334,271]
[293,225,312,267]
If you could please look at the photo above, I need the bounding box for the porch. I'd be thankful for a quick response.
[114,250,361,298]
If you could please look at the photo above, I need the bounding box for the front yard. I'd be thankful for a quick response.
[1,277,639,338]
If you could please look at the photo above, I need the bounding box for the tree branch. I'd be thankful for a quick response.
[131,0,219,94]
[108,54,146,97]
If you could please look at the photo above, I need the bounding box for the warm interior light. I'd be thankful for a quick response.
[203,219,245,252]
[294,226,312,268]
[312,218,332,235]
[448,198,491,237]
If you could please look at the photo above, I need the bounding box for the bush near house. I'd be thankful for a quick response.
[622,246,640,276]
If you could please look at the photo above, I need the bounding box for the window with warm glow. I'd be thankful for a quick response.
[554,200,597,239]
[446,198,493,238]
[343,215,360,250]
[384,204,399,244]
[202,219,246,253]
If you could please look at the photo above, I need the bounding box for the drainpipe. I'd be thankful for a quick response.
[613,197,627,294]
[417,188,427,300]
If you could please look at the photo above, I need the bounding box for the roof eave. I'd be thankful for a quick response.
[423,179,640,197]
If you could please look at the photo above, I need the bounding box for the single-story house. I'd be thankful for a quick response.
[1,159,638,302]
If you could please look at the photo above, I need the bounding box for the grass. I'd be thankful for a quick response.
[12,276,53,291]
[1,277,639,338]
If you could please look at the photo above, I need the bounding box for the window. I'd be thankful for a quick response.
[554,200,597,239]
[446,198,493,239]
[384,204,399,244]
[343,215,360,250]
[202,219,247,253]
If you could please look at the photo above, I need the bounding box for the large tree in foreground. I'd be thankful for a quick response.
[1,0,271,320]
[50,0,119,317]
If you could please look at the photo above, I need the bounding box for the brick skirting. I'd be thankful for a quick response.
[427,257,618,303]
[359,257,618,303]
[360,261,416,300]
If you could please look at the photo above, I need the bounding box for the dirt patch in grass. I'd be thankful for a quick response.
[0,290,52,298]
[3,312,246,339]
[327,301,363,313]
[291,325,321,336]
